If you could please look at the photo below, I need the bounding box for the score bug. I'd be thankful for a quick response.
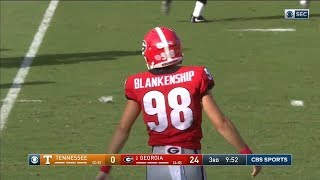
[208,157,219,163]
[189,156,200,164]
[225,156,239,163]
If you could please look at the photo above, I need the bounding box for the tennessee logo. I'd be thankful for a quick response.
[167,147,180,154]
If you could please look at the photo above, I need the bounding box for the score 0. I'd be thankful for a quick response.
[106,155,118,165]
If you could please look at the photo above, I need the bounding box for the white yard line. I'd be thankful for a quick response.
[0,0,59,131]
[229,28,296,32]
[0,99,42,103]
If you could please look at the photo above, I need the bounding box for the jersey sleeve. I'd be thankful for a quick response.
[199,67,215,96]
[124,76,137,101]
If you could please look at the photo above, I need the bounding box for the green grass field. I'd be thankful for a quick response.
[1,1,320,179]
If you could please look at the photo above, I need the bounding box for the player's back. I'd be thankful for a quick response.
[125,65,214,150]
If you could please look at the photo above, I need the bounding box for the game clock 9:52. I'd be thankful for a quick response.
[225,156,239,163]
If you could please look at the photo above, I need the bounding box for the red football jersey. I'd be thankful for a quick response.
[124,66,214,150]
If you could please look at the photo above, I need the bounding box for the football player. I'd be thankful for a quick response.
[96,27,262,180]
[300,0,311,8]
[161,0,208,23]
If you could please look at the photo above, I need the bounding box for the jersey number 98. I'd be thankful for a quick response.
[143,87,193,132]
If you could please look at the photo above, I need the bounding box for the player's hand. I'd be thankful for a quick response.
[96,171,110,180]
[251,165,262,177]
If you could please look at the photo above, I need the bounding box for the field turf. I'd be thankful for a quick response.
[1,1,320,179]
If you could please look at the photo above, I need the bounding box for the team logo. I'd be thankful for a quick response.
[43,154,53,165]
[28,154,40,165]
[142,41,147,55]
[167,147,180,154]
[123,156,134,163]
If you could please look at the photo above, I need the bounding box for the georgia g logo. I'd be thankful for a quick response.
[142,40,147,55]
[167,147,180,154]
[123,156,134,164]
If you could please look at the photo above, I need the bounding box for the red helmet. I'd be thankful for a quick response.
[142,27,183,70]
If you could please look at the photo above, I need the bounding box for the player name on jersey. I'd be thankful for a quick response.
[134,71,194,89]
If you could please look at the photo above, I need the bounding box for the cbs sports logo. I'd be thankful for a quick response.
[29,154,40,165]
[284,9,309,20]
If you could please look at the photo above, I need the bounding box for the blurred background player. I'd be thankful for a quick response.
[161,0,208,23]
[96,27,262,180]
[300,0,311,8]
[161,0,172,15]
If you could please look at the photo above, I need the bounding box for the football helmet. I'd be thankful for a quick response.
[142,27,183,70]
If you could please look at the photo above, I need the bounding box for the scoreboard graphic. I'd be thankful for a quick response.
[28,154,292,166]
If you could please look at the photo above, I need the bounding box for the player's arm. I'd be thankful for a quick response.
[202,91,246,151]
[106,99,141,153]
[202,91,262,177]
[96,99,141,180]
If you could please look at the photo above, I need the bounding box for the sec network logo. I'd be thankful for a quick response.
[29,154,40,165]
[285,9,309,19]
